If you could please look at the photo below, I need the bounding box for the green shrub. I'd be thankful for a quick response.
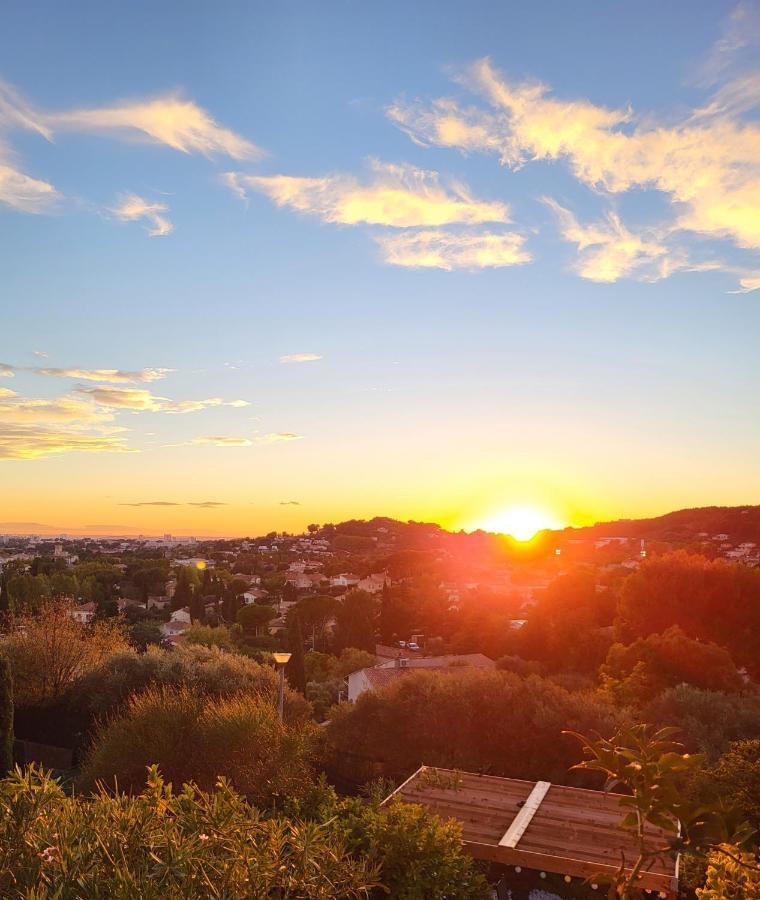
[0,654,12,774]
[82,686,320,808]
[69,643,311,725]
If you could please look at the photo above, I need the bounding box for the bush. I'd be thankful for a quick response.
[69,643,311,725]
[82,686,320,808]
[326,669,624,787]
[339,796,488,899]
[0,765,381,898]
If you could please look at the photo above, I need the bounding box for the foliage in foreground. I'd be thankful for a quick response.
[0,765,488,900]
[696,844,760,899]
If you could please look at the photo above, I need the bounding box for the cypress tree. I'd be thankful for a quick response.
[286,616,307,694]
[0,654,13,776]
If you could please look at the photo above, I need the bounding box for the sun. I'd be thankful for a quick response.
[473,505,564,542]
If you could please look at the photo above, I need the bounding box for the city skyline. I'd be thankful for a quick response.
[2,1,759,537]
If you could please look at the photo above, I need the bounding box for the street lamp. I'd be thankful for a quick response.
[272,652,292,722]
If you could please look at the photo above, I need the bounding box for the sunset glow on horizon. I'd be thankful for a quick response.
[467,506,566,542]
[1,2,758,535]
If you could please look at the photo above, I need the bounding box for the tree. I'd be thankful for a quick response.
[128,619,165,652]
[3,603,129,706]
[82,686,320,808]
[643,685,760,761]
[600,626,744,707]
[326,668,622,787]
[171,565,197,611]
[294,594,336,651]
[333,590,376,653]
[617,552,760,676]
[0,654,13,775]
[237,603,276,637]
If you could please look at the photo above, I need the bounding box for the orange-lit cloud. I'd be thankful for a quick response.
[0,389,112,425]
[0,424,131,460]
[186,435,253,447]
[377,228,531,270]
[279,353,322,364]
[257,432,303,444]
[226,160,509,227]
[111,193,173,237]
[32,365,173,383]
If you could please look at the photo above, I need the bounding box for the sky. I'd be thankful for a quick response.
[0,1,758,537]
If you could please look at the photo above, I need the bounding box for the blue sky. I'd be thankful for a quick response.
[1,1,758,535]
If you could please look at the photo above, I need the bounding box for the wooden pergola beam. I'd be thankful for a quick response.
[498,780,551,848]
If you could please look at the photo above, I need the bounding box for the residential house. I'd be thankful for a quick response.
[347,653,495,702]
[330,573,360,588]
[68,602,96,624]
[357,572,388,594]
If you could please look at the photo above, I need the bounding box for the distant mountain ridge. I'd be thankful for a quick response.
[560,505,760,544]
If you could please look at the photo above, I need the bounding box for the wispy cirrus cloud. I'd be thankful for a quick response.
[0,140,59,213]
[0,364,14,378]
[119,499,227,508]
[0,80,259,160]
[389,55,760,285]
[77,386,249,414]
[542,198,684,284]
[31,365,173,383]
[279,353,323,364]
[279,500,301,505]
[226,160,509,227]
[257,432,303,444]
[119,501,181,507]
[111,193,173,237]
[377,228,531,270]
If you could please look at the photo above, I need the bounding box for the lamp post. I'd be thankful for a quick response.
[272,652,292,722]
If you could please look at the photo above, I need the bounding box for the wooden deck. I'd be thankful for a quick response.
[382,766,679,896]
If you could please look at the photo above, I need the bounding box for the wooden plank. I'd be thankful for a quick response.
[498,780,551,848]
[465,841,675,895]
